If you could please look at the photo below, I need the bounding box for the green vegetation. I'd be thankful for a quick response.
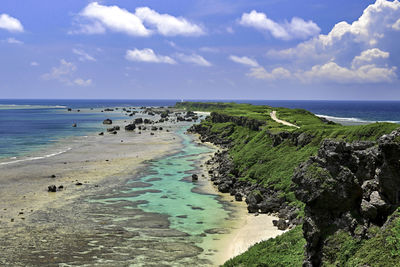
[319,208,400,266]
[176,102,400,266]
[223,226,305,267]
[181,102,398,207]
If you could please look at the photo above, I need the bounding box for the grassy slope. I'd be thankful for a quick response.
[323,208,400,267]
[223,226,305,267]
[176,102,400,266]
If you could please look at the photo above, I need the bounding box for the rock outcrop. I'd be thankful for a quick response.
[292,128,400,266]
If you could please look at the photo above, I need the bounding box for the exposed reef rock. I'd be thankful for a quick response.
[292,128,400,266]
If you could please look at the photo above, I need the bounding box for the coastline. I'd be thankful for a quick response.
[189,131,284,265]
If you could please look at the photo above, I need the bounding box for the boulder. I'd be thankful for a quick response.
[48,185,57,192]
[192,174,198,181]
[103,119,112,124]
[125,123,136,131]
[276,218,289,230]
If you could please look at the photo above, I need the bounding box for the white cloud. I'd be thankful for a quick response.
[351,48,389,68]
[239,10,320,40]
[0,14,24,32]
[300,62,396,83]
[73,48,96,62]
[258,0,400,84]
[74,78,92,86]
[229,55,259,67]
[77,2,150,36]
[30,61,39,66]
[42,59,92,86]
[72,2,204,37]
[175,53,212,66]
[393,18,400,30]
[248,66,292,80]
[42,60,76,81]
[3,37,23,44]
[226,26,234,34]
[135,7,204,36]
[126,48,176,64]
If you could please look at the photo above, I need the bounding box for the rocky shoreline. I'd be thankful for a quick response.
[188,118,302,231]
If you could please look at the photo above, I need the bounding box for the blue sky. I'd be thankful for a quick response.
[0,0,399,100]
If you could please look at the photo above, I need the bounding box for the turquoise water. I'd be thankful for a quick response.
[101,126,230,236]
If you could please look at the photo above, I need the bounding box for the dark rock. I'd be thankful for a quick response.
[134,118,143,124]
[192,174,198,181]
[235,193,243,201]
[72,123,77,127]
[99,132,104,135]
[75,182,83,186]
[276,218,289,230]
[218,182,231,193]
[48,185,57,192]
[103,119,112,124]
[292,128,400,266]
[125,123,136,131]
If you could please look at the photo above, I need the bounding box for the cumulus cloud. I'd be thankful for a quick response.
[72,2,204,37]
[300,62,396,83]
[42,59,92,86]
[73,48,96,62]
[135,7,204,36]
[126,48,176,64]
[0,14,24,32]
[229,55,259,67]
[175,53,212,66]
[256,0,400,84]
[239,10,320,40]
[351,48,389,68]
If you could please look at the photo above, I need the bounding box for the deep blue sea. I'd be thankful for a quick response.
[1,99,400,162]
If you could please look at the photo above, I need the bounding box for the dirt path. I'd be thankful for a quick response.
[270,110,300,128]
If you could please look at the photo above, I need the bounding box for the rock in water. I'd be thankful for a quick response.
[103,119,112,124]
[192,174,198,181]
[72,123,77,127]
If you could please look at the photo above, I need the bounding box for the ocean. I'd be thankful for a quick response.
[1,99,400,162]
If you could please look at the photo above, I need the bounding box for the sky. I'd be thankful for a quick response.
[0,0,399,100]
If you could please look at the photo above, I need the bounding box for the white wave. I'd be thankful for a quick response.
[316,114,400,124]
[0,104,67,109]
[0,147,72,166]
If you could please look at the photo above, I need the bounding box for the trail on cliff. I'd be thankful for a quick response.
[270,111,300,128]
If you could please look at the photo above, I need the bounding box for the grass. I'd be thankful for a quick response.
[223,226,305,267]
